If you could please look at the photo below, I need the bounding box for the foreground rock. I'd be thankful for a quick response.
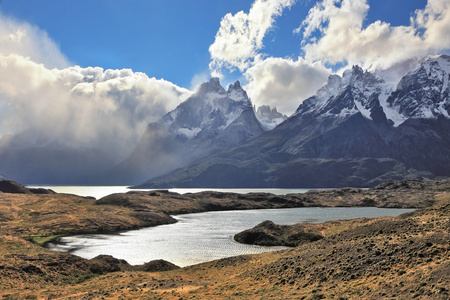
[89,255,179,274]
[138,260,180,272]
[234,220,324,247]
[0,180,55,195]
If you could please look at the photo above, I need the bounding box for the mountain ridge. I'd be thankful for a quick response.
[135,54,450,188]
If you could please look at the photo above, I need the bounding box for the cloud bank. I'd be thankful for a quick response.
[0,12,70,69]
[244,57,329,115]
[299,0,450,71]
[0,15,191,161]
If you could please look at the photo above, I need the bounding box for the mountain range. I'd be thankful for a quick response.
[0,55,449,187]
[135,54,450,188]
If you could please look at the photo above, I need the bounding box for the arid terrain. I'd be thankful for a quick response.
[0,179,449,299]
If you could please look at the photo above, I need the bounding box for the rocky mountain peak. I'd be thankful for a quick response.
[387,55,450,121]
[256,105,288,130]
[162,78,258,134]
[197,77,226,95]
[227,80,250,103]
[342,65,364,85]
[228,80,241,90]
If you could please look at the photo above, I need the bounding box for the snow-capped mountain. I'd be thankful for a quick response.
[138,55,450,188]
[105,78,265,184]
[387,55,450,121]
[159,78,258,144]
[255,105,288,130]
[295,55,450,125]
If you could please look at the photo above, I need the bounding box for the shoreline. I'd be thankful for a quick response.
[1,178,449,298]
[45,206,415,267]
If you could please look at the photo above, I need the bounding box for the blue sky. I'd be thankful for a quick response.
[0,0,448,160]
[0,0,430,88]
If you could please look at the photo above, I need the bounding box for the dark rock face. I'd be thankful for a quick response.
[234,220,323,247]
[0,180,55,194]
[89,255,131,274]
[138,55,450,188]
[0,180,31,194]
[139,260,180,272]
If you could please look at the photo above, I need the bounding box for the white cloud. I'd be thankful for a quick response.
[244,57,330,115]
[209,0,295,76]
[414,0,450,50]
[298,0,450,71]
[0,12,70,69]
[0,54,191,161]
[0,14,192,161]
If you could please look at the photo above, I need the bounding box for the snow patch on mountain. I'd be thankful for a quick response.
[255,105,288,130]
[354,99,372,120]
[294,55,450,127]
[177,127,201,138]
[159,77,263,141]
[227,81,248,102]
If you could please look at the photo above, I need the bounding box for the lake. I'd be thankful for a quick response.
[47,206,414,267]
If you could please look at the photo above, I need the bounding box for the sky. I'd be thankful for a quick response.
[0,0,449,160]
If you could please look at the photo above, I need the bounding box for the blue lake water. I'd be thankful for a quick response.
[47,205,414,267]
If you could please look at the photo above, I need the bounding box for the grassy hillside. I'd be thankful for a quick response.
[0,179,448,299]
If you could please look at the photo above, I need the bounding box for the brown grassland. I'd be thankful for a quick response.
[0,179,449,299]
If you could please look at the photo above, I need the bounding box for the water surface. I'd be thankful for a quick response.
[48,207,414,267]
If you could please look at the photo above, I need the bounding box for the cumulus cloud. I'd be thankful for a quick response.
[414,0,450,50]
[0,12,70,69]
[244,57,330,115]
[298,0,450,71]
[0,13,192,163]
[209,0,295,77]
[0,54,191,160]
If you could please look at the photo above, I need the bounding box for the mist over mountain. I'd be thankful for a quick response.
[137,55,450,188]
[100,78,265,185]
[0,60,191,184]
[0,132,115,184]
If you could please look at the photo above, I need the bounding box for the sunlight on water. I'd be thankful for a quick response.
[47,207,414,267]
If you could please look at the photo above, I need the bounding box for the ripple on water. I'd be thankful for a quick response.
[47,207,414,267]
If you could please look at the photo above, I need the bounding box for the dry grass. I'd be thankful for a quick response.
[0,181,449,299]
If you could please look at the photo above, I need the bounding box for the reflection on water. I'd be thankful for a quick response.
[48,207,414,267]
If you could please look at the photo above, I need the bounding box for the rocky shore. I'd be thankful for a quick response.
[0,178,449,299]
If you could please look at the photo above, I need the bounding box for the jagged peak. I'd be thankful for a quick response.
[227,80,249,102]
[209,77,221,86]
[341,65,366,85]
[228,80,242,91]
[196,77,226,95]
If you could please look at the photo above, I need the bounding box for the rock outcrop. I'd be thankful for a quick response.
[234,220,323,247]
